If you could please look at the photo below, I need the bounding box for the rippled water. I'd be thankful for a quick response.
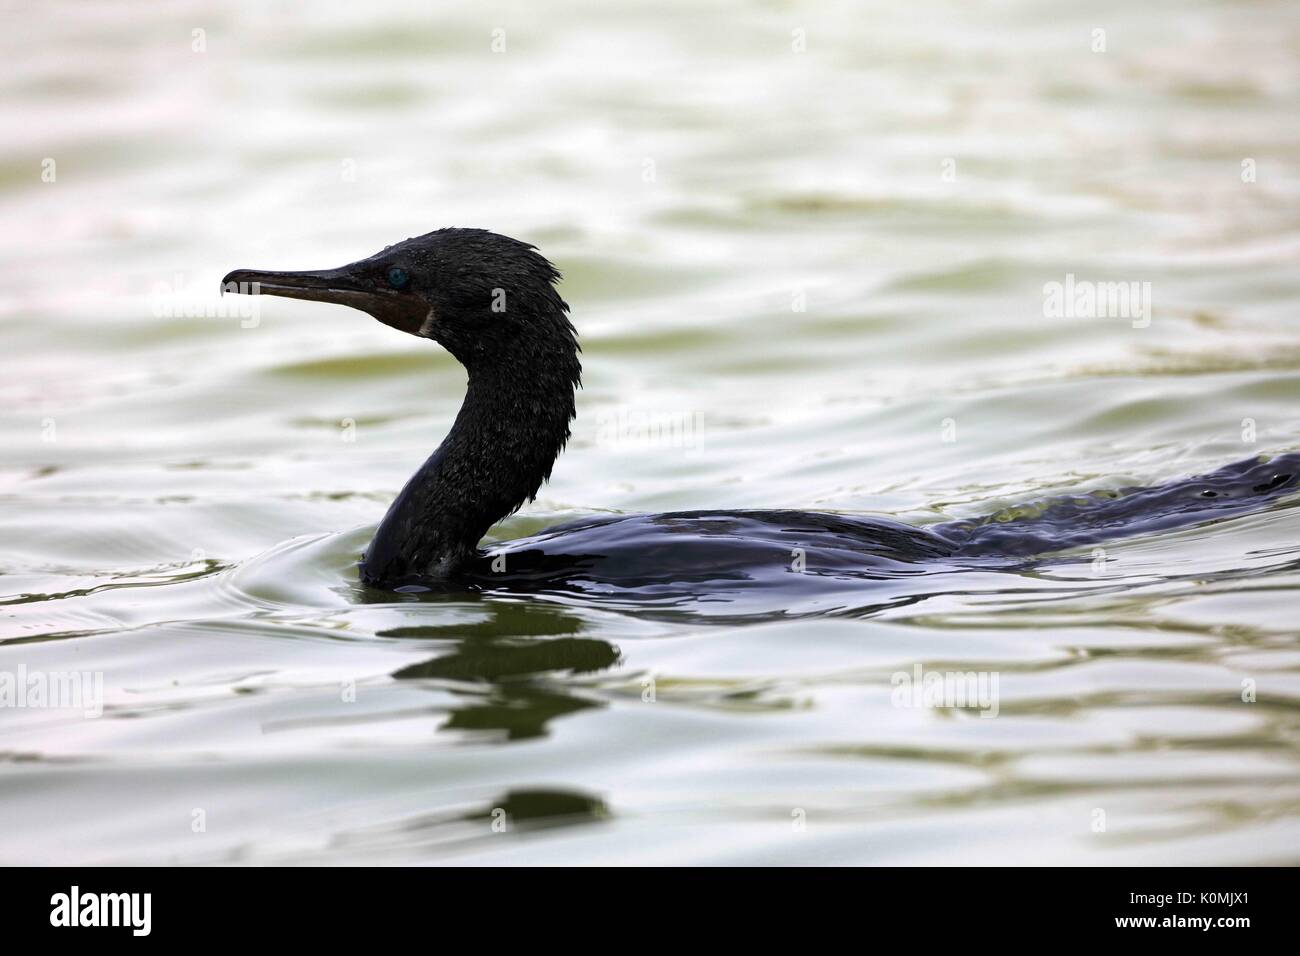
[3,0,1300,864]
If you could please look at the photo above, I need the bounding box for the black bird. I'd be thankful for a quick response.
[223,228,1299,614]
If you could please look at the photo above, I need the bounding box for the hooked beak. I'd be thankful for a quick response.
[220,265,428,336]
[220,266,376,310]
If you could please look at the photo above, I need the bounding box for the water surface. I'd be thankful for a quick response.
[3,0,1300,864]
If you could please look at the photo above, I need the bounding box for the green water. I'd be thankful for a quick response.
[3,0,1300,864]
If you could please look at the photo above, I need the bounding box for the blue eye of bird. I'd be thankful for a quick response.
[386,267,409,289]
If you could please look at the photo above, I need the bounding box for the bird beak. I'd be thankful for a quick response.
[220,264,427,336]
[220,266,376,311]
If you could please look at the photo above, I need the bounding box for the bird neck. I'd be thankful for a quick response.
[360,348,579,587]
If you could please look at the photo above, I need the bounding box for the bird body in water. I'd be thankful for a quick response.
[224,229,1299,611]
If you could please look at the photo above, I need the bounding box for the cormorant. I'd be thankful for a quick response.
[223,228,1299,603]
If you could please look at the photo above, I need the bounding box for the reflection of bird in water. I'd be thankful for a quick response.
[224,229,1300,611]
[383,603,617,740]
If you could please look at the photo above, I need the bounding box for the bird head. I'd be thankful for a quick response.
[222,228,577,372]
